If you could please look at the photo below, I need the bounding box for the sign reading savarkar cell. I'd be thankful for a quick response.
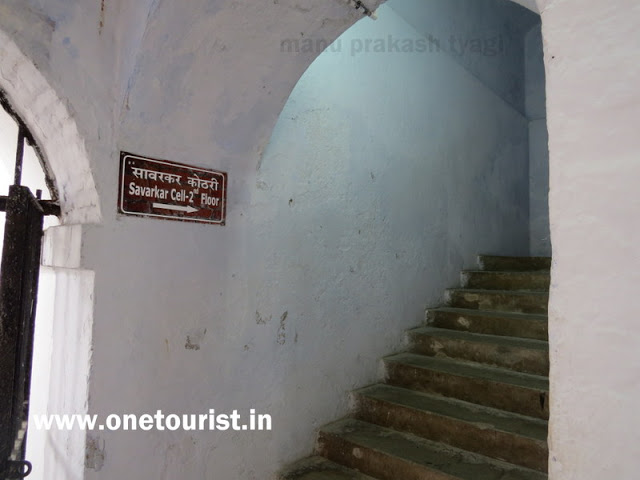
[118,152,227,225]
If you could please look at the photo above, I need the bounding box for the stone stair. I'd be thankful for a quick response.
[280,255,551,480]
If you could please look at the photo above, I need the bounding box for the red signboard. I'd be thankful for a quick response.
[118,152,227,225]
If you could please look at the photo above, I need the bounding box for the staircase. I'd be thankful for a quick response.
[281,255,551,480]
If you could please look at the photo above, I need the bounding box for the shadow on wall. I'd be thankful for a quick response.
[525,22,551,256]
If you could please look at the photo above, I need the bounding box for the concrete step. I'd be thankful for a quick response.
[427,307,548,341]
[280,456,377,480]
[408,327,549,376]
[446,289,549,314]
[461,271,550,292]
[318,418,547,480]
[384,353,549,419]
[354,384,548,472]
[478,255,551,272]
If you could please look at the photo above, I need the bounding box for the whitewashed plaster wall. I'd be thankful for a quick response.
[543,1,640,478]
[2,0,640,479]
[1,1,386,479]
[0,1,380,478]
[82,1,531,477]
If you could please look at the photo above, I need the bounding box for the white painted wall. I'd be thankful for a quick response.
[0,1,372,478]
[35,268,94,480]
[543,1,640,478]
[80,4,530,477]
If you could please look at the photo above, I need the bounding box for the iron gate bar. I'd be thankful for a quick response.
[0,90,59,203]
[0,186,45,479]
[3,461,30,479]
[0,197,60,217]
[13,128,24,187]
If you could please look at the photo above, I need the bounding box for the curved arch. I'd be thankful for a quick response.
[0,28,101,224]
[263,0,542,153]
[252,0,541,168]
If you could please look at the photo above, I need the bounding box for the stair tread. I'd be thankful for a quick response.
[479,256,551,262]
[384,353,549,390]
[477,256,551,273]
[281,456,377,480]
[431,307,547,321]
[355,384,548,441]
[321,418,547,480]
[446,289,549,314]
[448,288,549,296]
[460,270,550,293]
[462,270,550,275]
[410,326,549,351]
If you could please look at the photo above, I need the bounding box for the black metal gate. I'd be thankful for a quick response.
[0,103,60,479]
[0,186,44,479]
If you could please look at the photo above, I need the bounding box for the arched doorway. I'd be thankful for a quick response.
[0,27,101,480]
[0,91,60,479]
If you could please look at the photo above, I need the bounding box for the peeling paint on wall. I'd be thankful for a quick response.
[277,311,288,345]
[185,327,207,351]
[85,434,105,471]
[256,311,271,325]
[98,0,105,35]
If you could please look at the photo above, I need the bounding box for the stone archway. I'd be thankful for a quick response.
[0,28,101,224]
